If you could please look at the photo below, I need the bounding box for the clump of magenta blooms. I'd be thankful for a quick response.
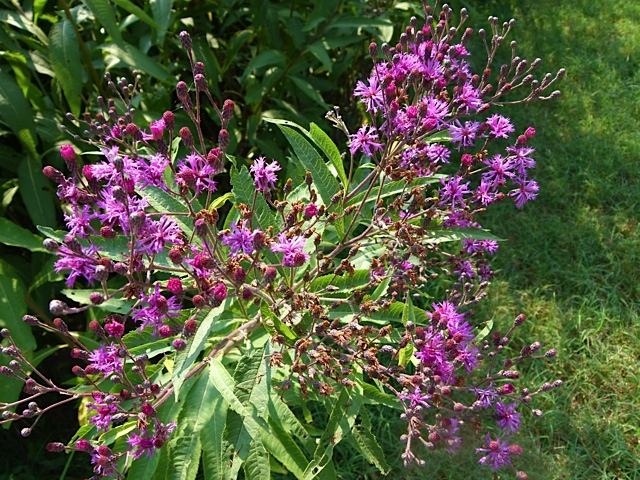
[0,3,565,479]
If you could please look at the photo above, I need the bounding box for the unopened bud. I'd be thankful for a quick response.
[49,300,68,316]
[180,126,194,148]
[179,31,192,51]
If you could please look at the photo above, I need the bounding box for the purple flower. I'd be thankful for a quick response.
[476,433,513,470]
[449,120,480,150]
[495,402,522,435]
[439,175,471,210]
[133,153,171,190]
[509,179,539,208]
[482,154,515,188]
[136,215,184,255]
[454,82,483,113]
[89,403,118,431]
[87,342,123,379]
[64,204,96,239]
[398,386,431,410]
[222,221,259,256]
[54,243,100,287]
[353,75,385,112]
[506,144,536,175]
[131,284,182,336]
[250,157,280,193]
[486,114,515,139]
[349,125,384,156]
[176,152,217,195]
[270,233,309,267]
[127,431,155,459]
[472,383,498,408]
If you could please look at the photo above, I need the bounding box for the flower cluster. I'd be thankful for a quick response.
[0,4,564,479]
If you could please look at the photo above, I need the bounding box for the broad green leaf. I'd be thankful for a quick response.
[347,410,390,474]
[241,49,286,82]
[475,318,494,343]
[126,450,160,479]
[61,289,135,314]
[308,123,347,187]
[302,387,362,479]
[262,417,308,479]
[0,217,47,252]
[346,175,443,208]
[166,435,201,480]
[167,365,223,480]
[0,66,37,158]
[260,303,296,343]
[18,155,56,227]
[99,420,137,446]
[359,380,402,410]
[124,329,172,358]
[0,10,48,44]
[424,228,505,244]
[171,298,232,401]
[402,296,416,326]
[0,274,36,351]
[83,0,124,46]
[49,19,82,117]
[143,186,194,237]
[102,43,170,81]
[277,125,341,208]
[288,75,329,109]
[28,256,63,292]
[307,41,333,72]
[200,395,229,480]
[310,270,370,296]
[209,191,234,210]
[150,0,173,44]
[243,436,271,480]
[397,343,414,368]
[110,0,164,31]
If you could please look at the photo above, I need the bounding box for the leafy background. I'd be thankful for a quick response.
[0,0,639,479]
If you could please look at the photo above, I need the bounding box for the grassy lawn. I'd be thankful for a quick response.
[340,1,640,478]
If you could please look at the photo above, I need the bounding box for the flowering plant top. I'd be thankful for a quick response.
[0,3,563,479]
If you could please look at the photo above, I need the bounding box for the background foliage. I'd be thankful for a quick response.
[0,0,638,479]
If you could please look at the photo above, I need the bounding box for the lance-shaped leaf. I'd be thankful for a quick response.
[302,386,362,479]
[82,0,124,46]
[0,66,37,158]
[171,298,232,401]
[277,125,341,209]
[200,394,230,480]
[18,155,56,228]
[49,19,83,117]
[0,217,48,252]
[347,409,390,474]
[0,269,36,351]
[165,364,225,480]
[143,186,194,237]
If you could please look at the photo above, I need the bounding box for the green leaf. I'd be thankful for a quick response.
[277,125,341,208]
[359,381,402,410]
[307,41,333,72]
[0,66,37,158]
[200,394,229,480]
[171,298,232,401]
[83,0,124,46]
[262,417,308,479]
[61,289,134,313]
[260,303,296,343]
[150,0,173,45]
[243,436,271,480]
[241,49,286,82]
[302,387,362,479]
[18,155,56,227]
[167,364,223,480]
[28,256,63,292]
[402,296,415,326]
[127,450,160,479]
[110,0,164,31]
[397,343,414,369]
[0,273,36,351]
[208,355,266,476]
[308,123,347,187]
[347,410,390,474]
[49,19,82,117]
[424,228,505,244]
[143,186,193,237]
[288,75,329,109]
[309,270,370,295]
[0,10,48,44]
[0,217,47,252]
[102,43,170,81]
[475,318,494,343]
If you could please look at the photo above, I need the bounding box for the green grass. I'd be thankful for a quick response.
[334,1,640,478]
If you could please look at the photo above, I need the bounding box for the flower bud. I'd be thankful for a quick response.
[43,238,59,252]
[46,442,66,453]
[179,31,192,51]
[49,301,68,316]
[22,315,39,326]
[158,324,172,338]
[218,128,229,148]
[162,111,175,131]
[180,126,194,149]
[173,338,187,351]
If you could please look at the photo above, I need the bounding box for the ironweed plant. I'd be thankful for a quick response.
[0,2,564,479]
